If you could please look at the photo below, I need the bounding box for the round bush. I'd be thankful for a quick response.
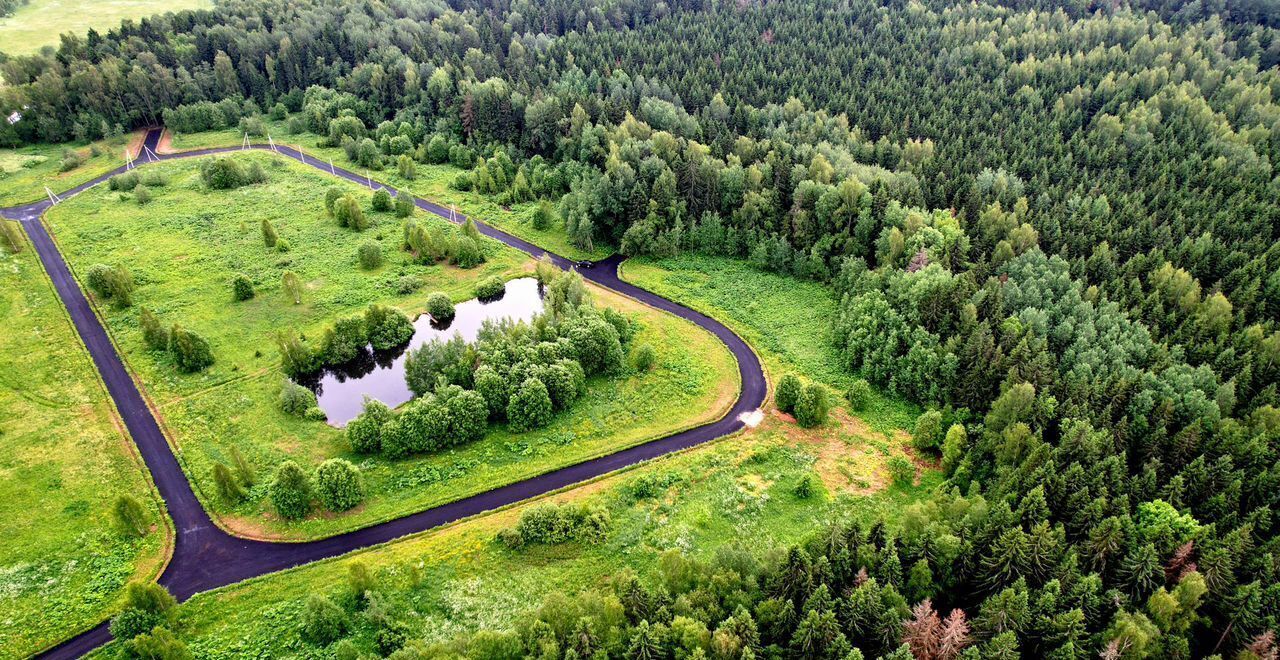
[346,399,391,454]
[633,343,657,371]
[427,292,455,321]
[315,458,364,512]
[846,379,871,410]
[169,325,214,372]
[278,379,318,416]
[794,383,830,428]
[357,240,383,270]
[507,377,553,432]
[475,275,505,299]
[371,188,393,212]
[300,594,345,645]
[269,460,313,519]
[231,273,255,301]
[775,374,802,414]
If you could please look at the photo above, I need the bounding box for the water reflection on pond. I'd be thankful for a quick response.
[297,277,544,427]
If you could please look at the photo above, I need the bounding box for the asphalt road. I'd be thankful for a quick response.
[3,129,767,659]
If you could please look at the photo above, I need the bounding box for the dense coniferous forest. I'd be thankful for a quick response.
[4,0,1279,657]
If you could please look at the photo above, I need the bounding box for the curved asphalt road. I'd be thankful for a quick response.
[3,129,767,659]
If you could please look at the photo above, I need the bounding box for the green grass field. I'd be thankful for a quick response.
[42,152,738,539]
[0,132,138,206]
[89,417,940,658]
[0,226,168,658]
[622,253,919,433]
[165,122,615,262]
[0,0,211,56]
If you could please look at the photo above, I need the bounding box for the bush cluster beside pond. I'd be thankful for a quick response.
[344,268,634,459]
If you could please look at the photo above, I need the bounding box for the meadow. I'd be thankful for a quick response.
[163,122,615,262]
[89,414,939,658]
[0,0,210,56]
[42,152,738,539]
[0,223,167,658]
[622,253,920,433]
[0,131,139,206]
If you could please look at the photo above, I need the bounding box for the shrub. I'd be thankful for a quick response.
[507,377,553,432]
[324,187,343,213]
[364,304,414,349]
[276,328,318,376]
[279,379,318,416]
[333,194,368,230]
[86,263,134,306]
[230,445,256,487]
[426,292,455,321]
[397,153,417,179]
[261,218,279,248]
[794,475,814,499]
[231,273,255,301]
[201,157,256,189]
[128,626,192,660]
[888,456,915,486]
[109,171,140,191]
[775,374,802,413]
[502,503,611,548]
[347,398,391,453]
[109,608,157,641]
[275,237,291,253]
[213,462,247,503]
[137,170,166,189]
[113,494,149,537]
[394,193,414,218]
[443,387,489,445]
[169,325,214,372]
[371,188,393,212]
[269,102,287,120]
[846,379,872,410]
[633,343,657,371]
[913,410,944,452]
[139,308,168,351]
[357,240,383,270]
[532,199,555,230]
[59,149,84,172]
[133,185,152,205]
[543,359,586,411]
[269,460,313,519]
[315,459,364,512]
[395,274,421,294]
[450,235,485,268]
[321,316,367,364]
[794,383,831,427]
[571,318,625,375]
[300,594,345,645]
[475,275,505,299]
[474,366,509,419]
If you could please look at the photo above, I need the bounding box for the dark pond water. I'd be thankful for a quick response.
[297,277,544,427]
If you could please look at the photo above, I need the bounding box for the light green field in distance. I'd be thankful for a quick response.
[0,132,139,206]
[89,414,940,658]
[43,151,739,540]
[164,121,616,262]
[0,0,211,56]
[0,226,168,659]
[622,253,920,434]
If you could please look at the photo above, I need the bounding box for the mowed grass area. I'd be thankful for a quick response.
[43,151,739,539]
[90,415,941,658]
[164,122,615,261]
[0,131,140,206]
[0,230,167,658]
[0,0,211,56]
[622,253,919,434]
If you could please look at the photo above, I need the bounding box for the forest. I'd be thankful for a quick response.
[2,0,1279,657]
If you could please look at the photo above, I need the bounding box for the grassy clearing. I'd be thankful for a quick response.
[90,415,940,658]
[622,253,919,434]
[43,152,738,539]
[0,0,211,56]
[163,122,614,261]
[0,231,167,658]
[0,132,140,206]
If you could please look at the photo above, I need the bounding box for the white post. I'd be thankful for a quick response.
[45,186,61,205]
[124,147,134,170]
[329,158,335,175]
[449,205,456,223]
[242,133,249,150]
[297,146,304,164]
[267,133,277,153]
[143,145,159,163]
[366,171,372,188]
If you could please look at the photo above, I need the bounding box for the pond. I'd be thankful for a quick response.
[297,277,544,427]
